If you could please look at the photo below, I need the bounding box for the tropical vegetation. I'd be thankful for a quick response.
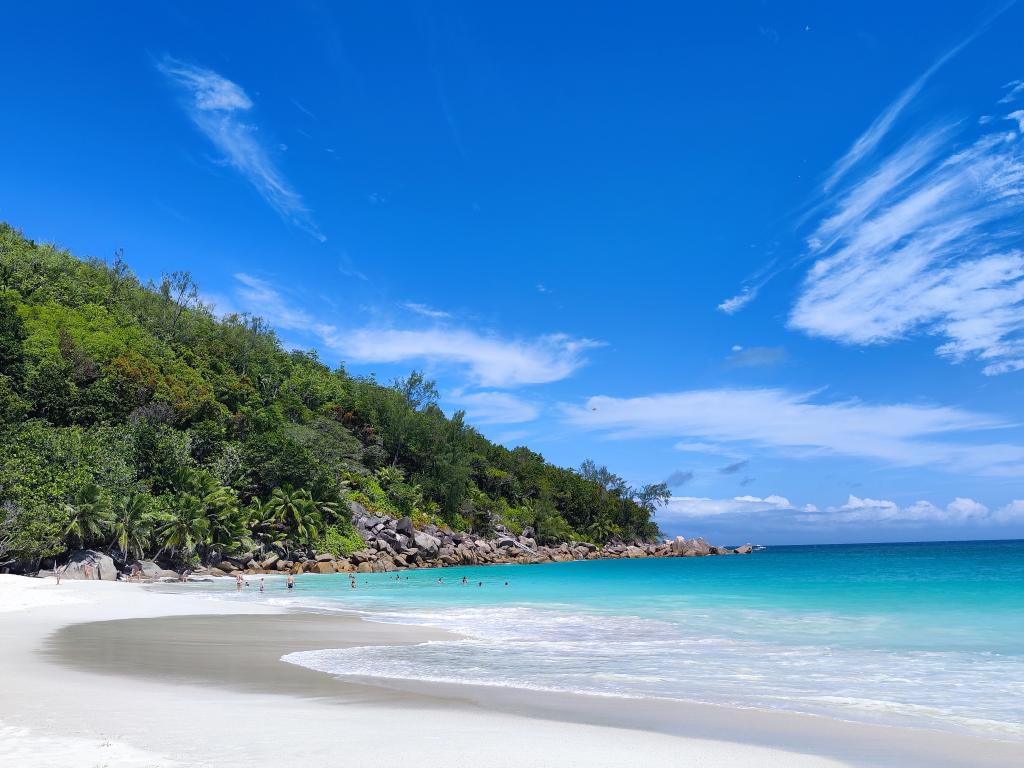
[0,223,667,570]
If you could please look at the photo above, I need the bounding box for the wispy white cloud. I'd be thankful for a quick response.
[663,494,793,520]
[563,387,1024,476]
[792,100,1024,375]
[231,273,598,388]
[158,56,324,241]
[717,285,759,314]
[823,16,998,191]
[404,302,452,319]
[333,328,601,387]
[452,391,540,424]
[234,273,323,331]
[999,79,1024,104]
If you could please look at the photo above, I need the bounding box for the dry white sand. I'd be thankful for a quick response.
[1,574,1017,767]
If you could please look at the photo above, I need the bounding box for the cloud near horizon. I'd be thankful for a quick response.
[661,493,1024,529]
[232,273,600,388]
[563,387,1024,476]
[158,56,324,241]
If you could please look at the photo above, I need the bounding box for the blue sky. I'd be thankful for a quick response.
[3,1,1024,543]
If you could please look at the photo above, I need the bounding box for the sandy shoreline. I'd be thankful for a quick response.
[0,575,1017,767]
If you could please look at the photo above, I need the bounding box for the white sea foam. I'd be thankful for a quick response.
[281,602,1024,740]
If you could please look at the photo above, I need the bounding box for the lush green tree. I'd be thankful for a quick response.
[0,293,27,389]
[109,492,155,562]
[62,483,111,548]
[268,486,333,546]
[158,494,209,561]
[245,498,286,548]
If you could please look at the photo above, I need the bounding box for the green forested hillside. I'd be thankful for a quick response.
[0,224,665,569]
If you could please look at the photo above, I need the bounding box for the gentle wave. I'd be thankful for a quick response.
[281,603,1024,739]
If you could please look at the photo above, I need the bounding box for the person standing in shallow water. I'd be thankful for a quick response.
[287,574,295,590]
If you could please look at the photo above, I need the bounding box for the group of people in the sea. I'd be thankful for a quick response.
[234,573,268,592]
[230,570,510,592]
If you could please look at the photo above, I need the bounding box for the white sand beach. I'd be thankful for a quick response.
[0,575,1016,768]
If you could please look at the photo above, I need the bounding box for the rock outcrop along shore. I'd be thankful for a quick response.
[190,503,753,578]
[45,503,753,580]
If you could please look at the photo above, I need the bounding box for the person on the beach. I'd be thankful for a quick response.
[287,574,295,590]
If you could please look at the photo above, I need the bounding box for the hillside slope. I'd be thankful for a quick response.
[0,224,667,570]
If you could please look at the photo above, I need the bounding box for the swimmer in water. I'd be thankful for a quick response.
[259,577,265,593]
[287,574,295,590]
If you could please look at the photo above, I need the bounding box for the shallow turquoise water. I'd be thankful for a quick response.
[215,541,1024,738]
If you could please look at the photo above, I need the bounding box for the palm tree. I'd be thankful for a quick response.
[158,495,209,560]
[587,515,617,544]
[166,469,244,558]
[268,486,326,546]
[63,484,111,548]
[109,493,154,562]
[198,481,244,551]
[246,498,286,548]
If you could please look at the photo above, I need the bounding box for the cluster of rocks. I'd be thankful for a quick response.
[192,503,753,578]
[42,503,753,581]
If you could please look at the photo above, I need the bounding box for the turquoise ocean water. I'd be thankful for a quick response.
[209,540,1024,738]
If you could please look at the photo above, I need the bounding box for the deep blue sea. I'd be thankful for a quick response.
[206,540,1024,738]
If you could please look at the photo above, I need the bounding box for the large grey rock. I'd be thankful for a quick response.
[690,537,712,556]
[260,553,280,569]
[62,550,117,580]
[734,543,753,555]
[413,531,441,558]
[132,560,179,580]
[134,560,162,578]
[348,500,370,519]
